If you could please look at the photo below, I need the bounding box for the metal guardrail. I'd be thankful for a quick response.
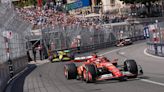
[0,62,9,92]
[147,43,164,57]
[79,35,145,53]
[146,22,164,57]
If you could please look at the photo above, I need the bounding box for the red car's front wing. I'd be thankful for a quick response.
[96,71,140,81]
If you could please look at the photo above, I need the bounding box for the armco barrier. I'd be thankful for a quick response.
[0,57,28,92]
[12,56,28,75]
[78,36,145,53]
[147,42,164,57]
[0,62,10,92]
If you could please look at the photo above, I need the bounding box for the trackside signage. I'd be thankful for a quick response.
[65,0,90,11]
[2,31,13,39]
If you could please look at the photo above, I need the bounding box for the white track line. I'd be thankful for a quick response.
[100,47,129,56]
[140,79,164,86]
[100,49,120,56]
[100,46,164,87]
[144,48,164,59]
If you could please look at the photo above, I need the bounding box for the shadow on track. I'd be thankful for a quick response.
[138,76,150,79]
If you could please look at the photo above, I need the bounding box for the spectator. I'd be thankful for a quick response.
[32,47,37,62]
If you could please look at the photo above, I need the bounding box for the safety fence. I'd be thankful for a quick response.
[42,21,145,54]
[147,22,164,57]
[0,4,31,92]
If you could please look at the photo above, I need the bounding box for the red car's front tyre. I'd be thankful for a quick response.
[83,64,97,83]
[124,59,138,78]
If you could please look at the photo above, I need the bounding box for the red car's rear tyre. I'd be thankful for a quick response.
[83,64,97,83]
[64,63,77,79]
[124,59,138,78]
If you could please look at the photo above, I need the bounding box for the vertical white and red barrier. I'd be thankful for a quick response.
[4,37,13,78]
[3,31,13,78]
[149,24,160,43]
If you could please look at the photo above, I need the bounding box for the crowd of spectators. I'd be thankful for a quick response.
[16,7,70,29]
[15,1,163,30]
[16,6,127,29]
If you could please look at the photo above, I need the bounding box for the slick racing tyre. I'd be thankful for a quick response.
[64,63,77,79]
[124,59,138,78]
[83,64,97,83]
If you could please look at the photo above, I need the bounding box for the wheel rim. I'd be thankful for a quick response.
[83,69,87,80]
[83,69,92,82]
[87,72,92,82]
[64,68,68,79]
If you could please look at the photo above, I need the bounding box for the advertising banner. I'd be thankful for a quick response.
[65,0,90,11]
[37,0,43,7]
[144,26,149,38]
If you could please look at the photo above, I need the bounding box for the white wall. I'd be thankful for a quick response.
[67,0,78,4]
[102,0,125,12]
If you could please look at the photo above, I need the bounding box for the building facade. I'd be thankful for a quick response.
[91,0,129,14]
[67,0,77,3]
[64,0,129,15]
[102,0,125,12]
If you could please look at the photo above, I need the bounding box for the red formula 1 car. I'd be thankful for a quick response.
[64,54,143,83]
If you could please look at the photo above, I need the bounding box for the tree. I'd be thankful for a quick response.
[13,0,37,7]
[120,0,160,16]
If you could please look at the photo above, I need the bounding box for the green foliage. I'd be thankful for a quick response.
[43,0,47,5]
[13,0,45,8]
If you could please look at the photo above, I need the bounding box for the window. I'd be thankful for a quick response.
[97,0,101,5]
[110,0,115,7]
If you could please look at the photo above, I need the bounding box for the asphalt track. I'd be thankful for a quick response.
[9,41,164,92]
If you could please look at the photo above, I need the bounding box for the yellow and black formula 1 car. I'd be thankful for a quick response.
[50,50,75,62]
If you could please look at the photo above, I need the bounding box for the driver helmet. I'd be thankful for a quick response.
[92,53,98,58]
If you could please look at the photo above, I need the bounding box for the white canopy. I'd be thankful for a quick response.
[84,13,101,18]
